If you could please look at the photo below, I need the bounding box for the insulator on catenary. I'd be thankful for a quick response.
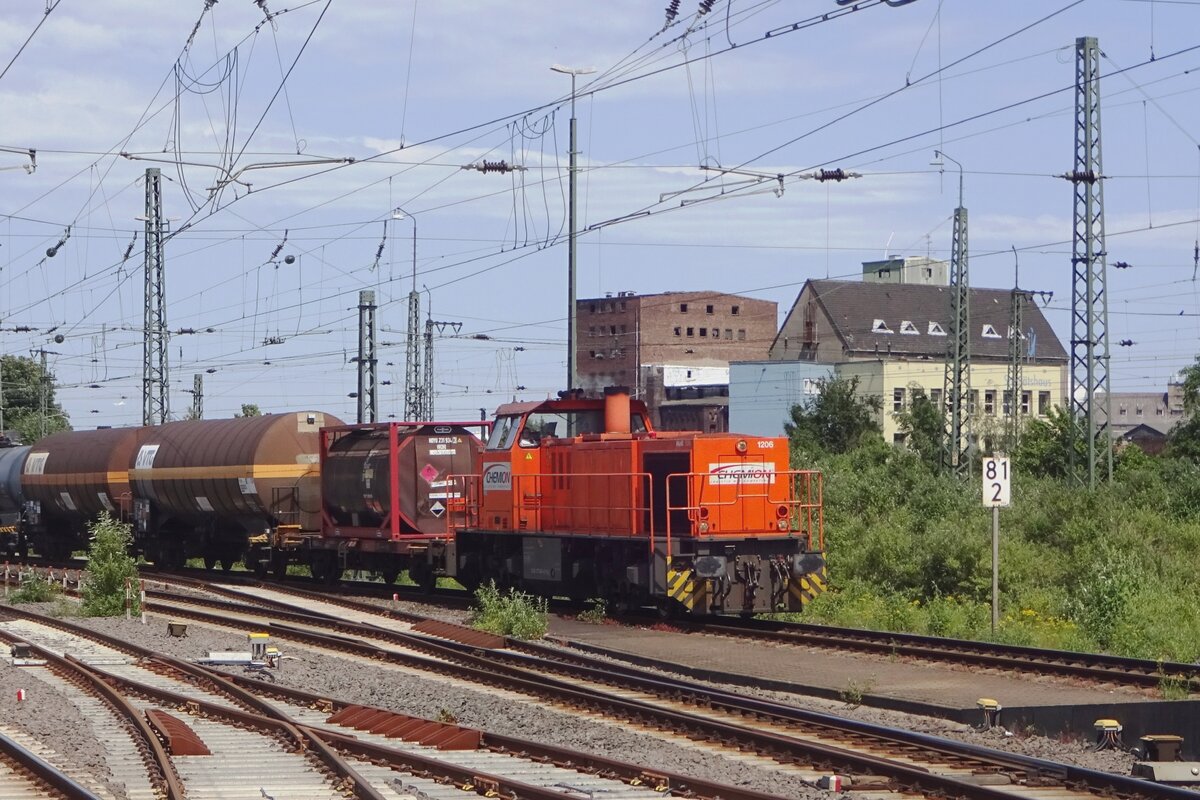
[462,160,526,174]
[665,0,680,23]
[698,0,715,15]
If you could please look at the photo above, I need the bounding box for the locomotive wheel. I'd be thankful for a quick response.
[203,555,218,571]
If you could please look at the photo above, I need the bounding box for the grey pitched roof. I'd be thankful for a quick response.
[807,279,1067,362]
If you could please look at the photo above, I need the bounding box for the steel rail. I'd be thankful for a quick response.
[0,606,784,800]
[0,625,185,800]
[666,617,1200,688]
[0,607,386,800]
[0,729,103,800]
[135,590,1182,800]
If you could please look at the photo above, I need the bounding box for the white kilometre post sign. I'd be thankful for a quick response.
[981,456,1011,633]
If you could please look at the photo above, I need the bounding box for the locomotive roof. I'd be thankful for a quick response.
[494,396,650,416]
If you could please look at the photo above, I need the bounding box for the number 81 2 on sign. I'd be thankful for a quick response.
[982,457,1011,508]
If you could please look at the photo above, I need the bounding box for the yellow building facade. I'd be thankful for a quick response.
[837,360,1068,445]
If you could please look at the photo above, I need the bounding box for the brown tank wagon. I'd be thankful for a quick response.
[21,426,146,559]
[129,411,340,569]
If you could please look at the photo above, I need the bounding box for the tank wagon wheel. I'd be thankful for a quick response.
[380,568,400,586]
[409,560,436,593]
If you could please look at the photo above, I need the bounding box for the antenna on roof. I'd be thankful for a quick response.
[883,232,895,258]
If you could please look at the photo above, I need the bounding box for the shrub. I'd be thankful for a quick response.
[576,598,608,624]
[81,515,141,617]
[8,573,61,604]
[468,581,548,639]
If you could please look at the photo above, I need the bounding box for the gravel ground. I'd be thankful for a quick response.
[0,623,127,797]
[2,594,1142,799]
[537,622,1140,774]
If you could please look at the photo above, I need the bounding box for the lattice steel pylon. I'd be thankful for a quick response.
[356,290,378,424]
[404,289,422,421]
[941,204,971,476]
[142,167,169,426]
[1006,284,1025,450]
[1064,36,1113,487]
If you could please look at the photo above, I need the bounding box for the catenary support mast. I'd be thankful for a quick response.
[1064,36,1113,487]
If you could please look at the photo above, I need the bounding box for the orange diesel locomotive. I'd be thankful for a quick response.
[448,387,826,615]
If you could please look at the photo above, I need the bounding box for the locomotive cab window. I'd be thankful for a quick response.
[486,416,522,450]
[517,409,649,447]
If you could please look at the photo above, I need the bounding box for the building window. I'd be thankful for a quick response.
[731,305,740,315]
[968,390,978,414]
[686,327,694,337]
[620,324,627,334]
[899,320,919,335]
[984,391,995,415]
[871,319,893,334]
[724,329,732,339]
[1021,391,1031,415]
[1118,406,1127,416]
[893,432,908,445]
[588,326,595,337]
[674,326,681,336]
[680,303,688,313]
[699,327,708,337]
[930,388,943,408]
[981,324,1002,339]
[610,325,617,335]
[619,301,626,312]
[1156,407,1164,416]
[928,321,946,336]
[589,350,596,358]
[1002,391,1013,415]
[1135,405,1143,416]
[1038,391,1050,416]
[893,387,906,412]
[603,302,612,313]
[737,329,746,341]
[706,304,714,314]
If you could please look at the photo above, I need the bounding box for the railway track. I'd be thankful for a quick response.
[0,606,794,800]
[10,560,1200,693]
[650,616,1200,693]
[114,578,1199,800]
[0,728,104,800]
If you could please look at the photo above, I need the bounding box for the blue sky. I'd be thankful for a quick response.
[2,0,1199,426]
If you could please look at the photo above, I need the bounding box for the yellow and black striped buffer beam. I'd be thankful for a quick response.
[667,567,707,611]
[788,564,828,609]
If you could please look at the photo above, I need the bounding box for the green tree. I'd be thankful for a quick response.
[80,515,140,617]
[785,375,883,455]
[1167,357,1200,462]
[0,354,70,443]
[1180,355,1200,415]
[236,403,262,418]
[892,388,944,470]
[1013,406,1084,479]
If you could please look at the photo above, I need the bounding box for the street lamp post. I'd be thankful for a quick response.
[393,208,422,420]
[551,64,596,392]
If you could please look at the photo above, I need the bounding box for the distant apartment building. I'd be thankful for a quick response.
[576,291,776,430]
[766,275,1069,444]
[862,255,950,286]
[1096,380,1187,454]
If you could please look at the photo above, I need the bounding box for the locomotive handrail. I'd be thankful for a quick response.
[663,469,824,566]
[510,472,655,550]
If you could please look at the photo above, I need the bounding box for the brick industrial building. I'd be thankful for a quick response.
[575,290,776,430]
